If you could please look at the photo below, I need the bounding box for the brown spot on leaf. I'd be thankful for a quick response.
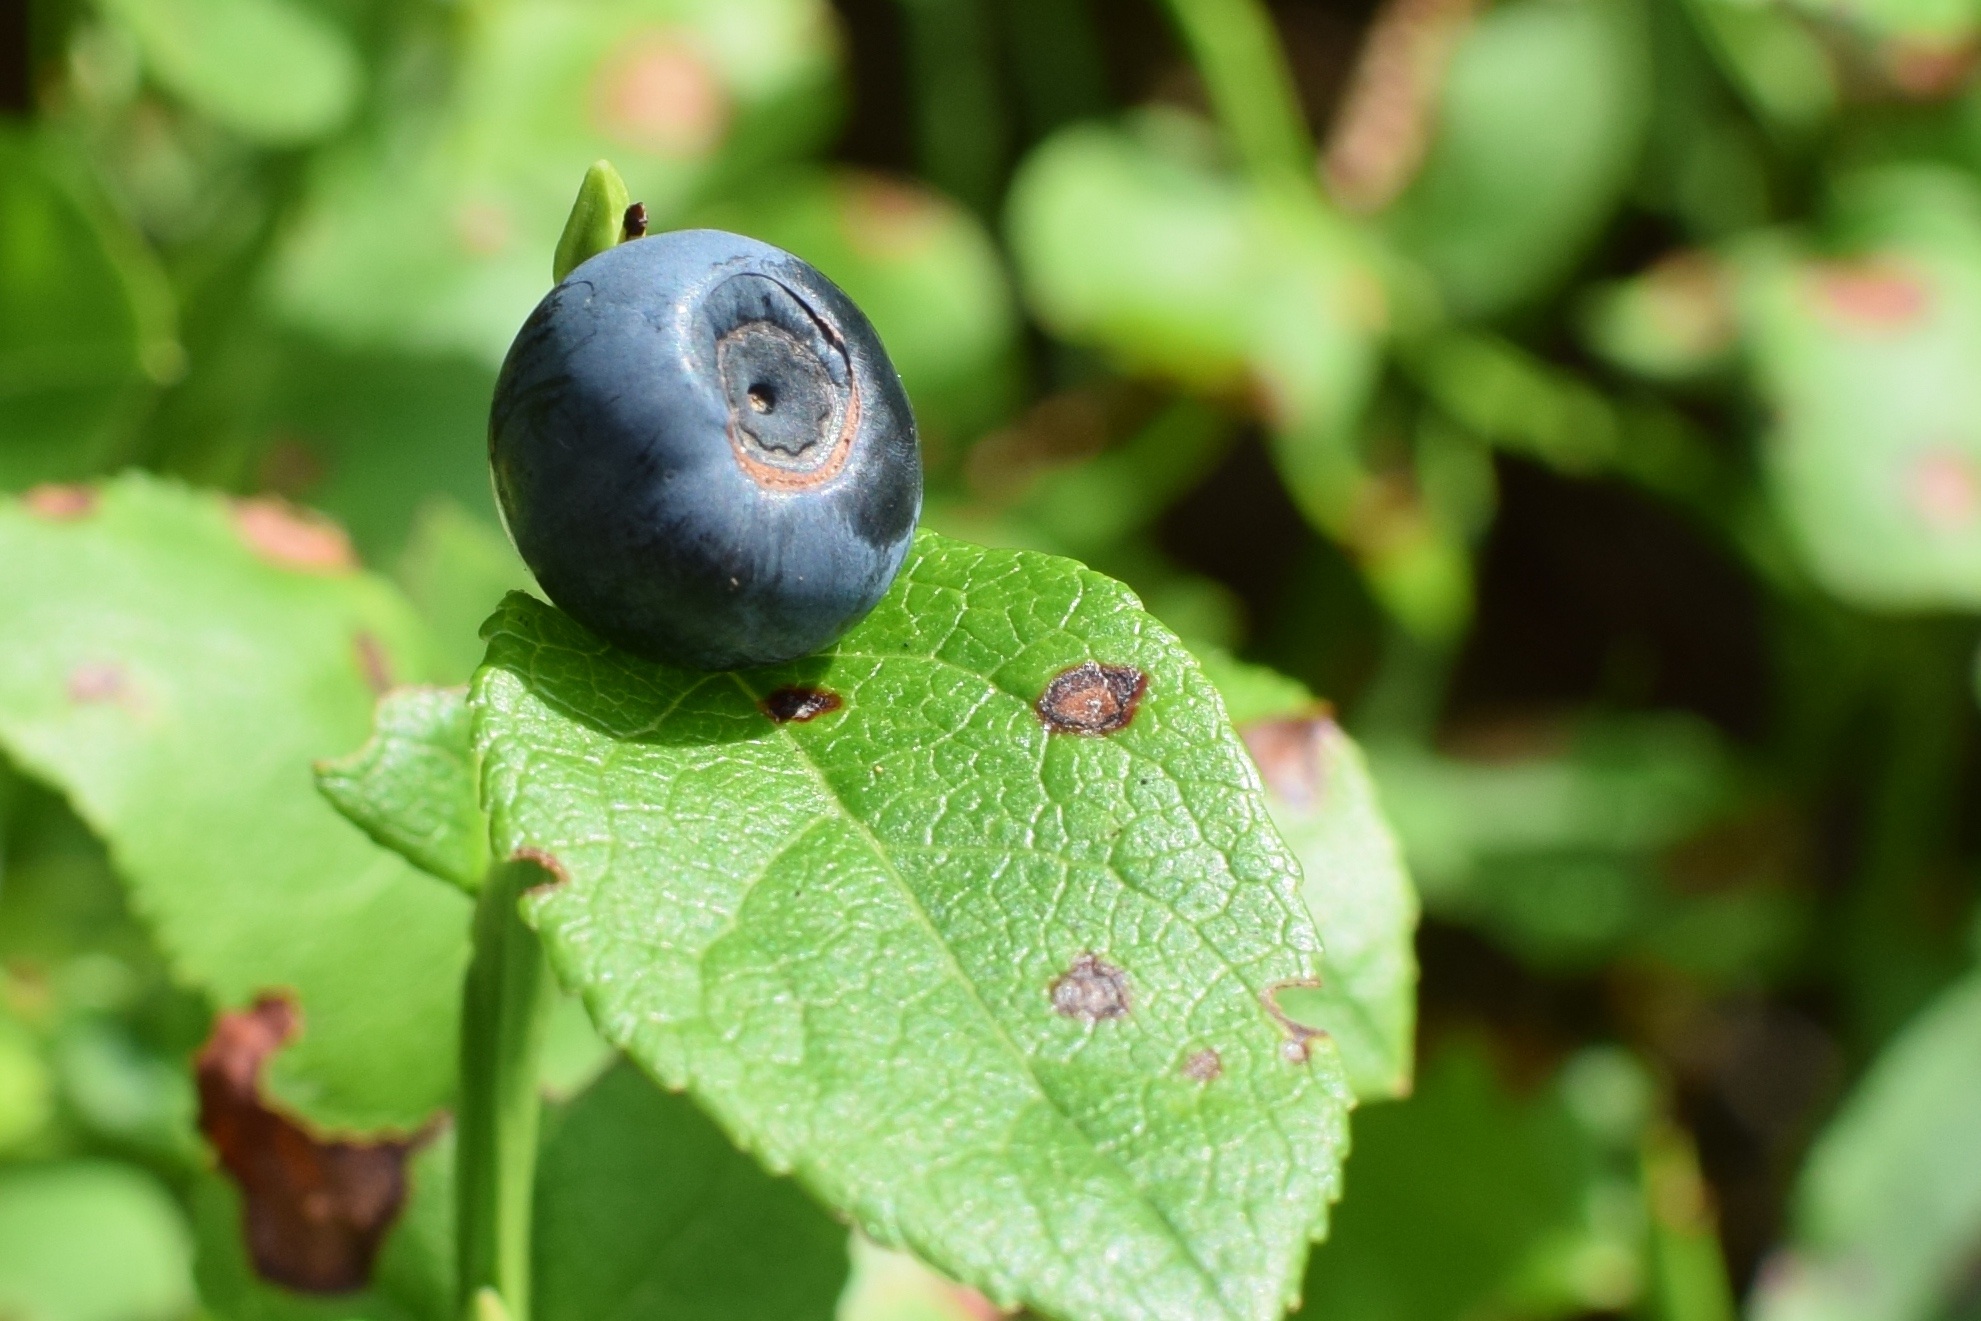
[762,686,842,724]
[233,498,357,574]
[839,175,943,260]
[1909,447,1980,530]
[1881,38,1978,98]
[24,484,97,521]
[1037,663,1146,735]
[591,32,729,158]
[512,848,570,900]
[1050,953,1130,1021]
[196,995,414,1293]
[1264,980,1329,1064]
[1808,261,1929,331]
[1183,1049,1223,1083]
[621,201,649,241]
[1240,713,1340,810]
[67,662,128,705]
[352,633,394,695]
[453,198,512,258]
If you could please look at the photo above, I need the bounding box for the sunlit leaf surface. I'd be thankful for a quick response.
[472,531,1355,1321]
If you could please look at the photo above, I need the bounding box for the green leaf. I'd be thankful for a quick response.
[1366,716,1739,972]
[1580,253,1736,383]
[535,1058,849,1321]
[471,531,1353,1321]
[316,685,488,892]
[96,0,361,144]
[0,1013,52,1152]
[1240,717,1419,1102]
[1751,968,1981,1321]
[1193,650,1419,1101]
[552,160,633,285]
[1007,115,1382,442]
[1295,1045,1619,1321]
[0,126,176,490]
[395,497,537,684]
[1368,715,1731,900]
[1005,116,1470,638]
[0,1161,195,1321]
[1383,0,1652,318]
[0,474,468,1131]
[1679,0,1836,135]
[1732,166,1981,611]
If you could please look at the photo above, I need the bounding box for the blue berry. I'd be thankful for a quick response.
[489,230,922,670]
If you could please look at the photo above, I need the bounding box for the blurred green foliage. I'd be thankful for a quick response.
[2,0,1980,1317]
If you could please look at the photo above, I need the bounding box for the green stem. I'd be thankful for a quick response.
[1156,0,1313,183]
[456,860,557,1321]
[895,0,1008,217]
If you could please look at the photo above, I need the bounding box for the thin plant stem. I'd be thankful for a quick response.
[1156,0,1314,183]
[456,859,558,1321]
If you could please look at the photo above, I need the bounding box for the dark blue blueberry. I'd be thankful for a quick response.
[489,230,921,670]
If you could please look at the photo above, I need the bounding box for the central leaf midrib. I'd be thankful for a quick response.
[726,670,1241,1321]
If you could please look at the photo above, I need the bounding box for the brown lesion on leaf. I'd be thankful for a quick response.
[1182,1048,1223,1083]
[1240,711,1340,810]
[1264,979,1330,1064]
[1805,259,1930,332]
[232,497,358,574]
[352,632,394,695]
[511,847,570,900]
[1908,447,1980,530]
[24,484,98,521]
[762,686,842,724]
[1050,953,1131,1021]
[66,661,130,706]
[1037,662,1147,736]
[196,994,418,1294]
[1880,37,1978,99]
[590,31,731,158]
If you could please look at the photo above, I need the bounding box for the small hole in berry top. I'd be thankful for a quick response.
[748,384,776,414]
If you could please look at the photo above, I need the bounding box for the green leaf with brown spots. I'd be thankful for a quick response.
[1733,167,1981,610]
[470,531,1355,1321]
[316,685,488,892]
[1197,651,1420,1102]
[0,474,469,1132]
[1246,718,1418,1103]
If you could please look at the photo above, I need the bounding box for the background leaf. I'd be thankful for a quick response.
[0,1161,195,1321]
[0,126,176,490]
[271,0,841,364]
[95,0,362,144]
[1750,967,1981,1321]
[1198,651,1419,1101]
[0,475,467,1131]
[1734,166,1981,610]
[1383,0,1653,319]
